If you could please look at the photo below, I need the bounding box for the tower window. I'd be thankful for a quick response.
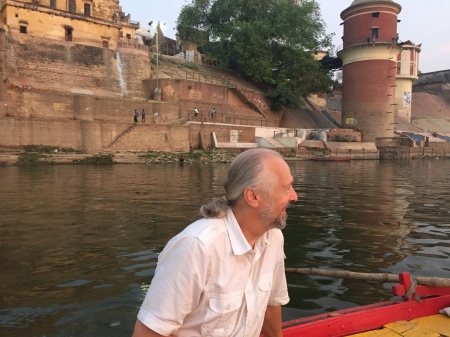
[20,25,27,34]
[372,12,380,18]
[84,4,91,16]
[103,41,109,48]
[68,0,76,13]
[50,0,56,9]
[126,34,131,39]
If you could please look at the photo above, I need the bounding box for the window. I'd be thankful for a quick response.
[65,27,73,41]
[50,0,56,9]
[68,0,76,13]
[20,25,27,34]
[103,41,109,48]
[126,34,131,39]
[372,12,380,18]
[84,3,91,16]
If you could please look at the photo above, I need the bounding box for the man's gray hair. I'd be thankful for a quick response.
[200,148,282,218]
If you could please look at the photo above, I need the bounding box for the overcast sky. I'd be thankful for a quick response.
[119,0,449,73]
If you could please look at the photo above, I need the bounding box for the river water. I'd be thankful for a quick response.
[0,160,449,336]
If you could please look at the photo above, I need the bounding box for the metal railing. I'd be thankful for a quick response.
[337,37,402,52]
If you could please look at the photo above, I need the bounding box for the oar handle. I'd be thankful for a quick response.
[285,268,450,287]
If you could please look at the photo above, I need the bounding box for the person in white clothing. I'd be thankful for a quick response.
[132,148,298,337]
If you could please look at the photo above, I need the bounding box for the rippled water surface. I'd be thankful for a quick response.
[0,160,449,336]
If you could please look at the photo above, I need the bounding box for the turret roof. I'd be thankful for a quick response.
[351,0,393,5]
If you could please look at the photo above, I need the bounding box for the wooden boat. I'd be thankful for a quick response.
[280,271,450,337]
[311,157,351,161]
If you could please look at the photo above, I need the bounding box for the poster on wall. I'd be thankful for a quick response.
[403,92,411,108]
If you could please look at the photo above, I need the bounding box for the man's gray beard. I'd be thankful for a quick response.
[259,206,288,230]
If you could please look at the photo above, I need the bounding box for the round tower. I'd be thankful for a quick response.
[395,41,421,123]
[337,0,402,142]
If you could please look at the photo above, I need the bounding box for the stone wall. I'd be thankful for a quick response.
[108,124,190,152]
[144,79,277,127]
[0,117,192,153]
[3,32,150,100]
[415,70,450,86]
[188,124,255,150]
[2,91,171,122]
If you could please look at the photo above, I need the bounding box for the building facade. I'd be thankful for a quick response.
[0,0,122,49]
[395,40,421,123]
[338,0,402,142]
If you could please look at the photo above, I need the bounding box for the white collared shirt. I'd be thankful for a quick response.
[137,209,289,337]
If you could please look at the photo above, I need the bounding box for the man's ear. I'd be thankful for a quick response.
[243,187,259,208]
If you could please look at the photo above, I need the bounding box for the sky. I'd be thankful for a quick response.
[119,0,450,74]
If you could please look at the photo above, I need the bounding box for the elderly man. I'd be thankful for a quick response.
[132,148,298,337]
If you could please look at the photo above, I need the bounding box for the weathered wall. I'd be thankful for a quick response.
[188,124,255,150]
[0,117,190,152]
[0,118,84,149]
[108,124,190,152]
[144,79,277,127]
[0,22,7,115]
[2,91,172,122]
[4,33,119,95]
[117,50,151,99]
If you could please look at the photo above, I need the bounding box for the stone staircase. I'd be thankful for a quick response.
[158,57,268,118]
[256,137,285,148]
[107,123,137,149]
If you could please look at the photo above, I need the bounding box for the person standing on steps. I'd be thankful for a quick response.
[134,109,139,124]
[193,107,199,119]
[142,109,146,123]
[210,107,216,120]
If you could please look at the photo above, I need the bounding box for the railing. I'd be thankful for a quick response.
[118,40,150,53]
[184,110,276,127]
[337,37,402,52]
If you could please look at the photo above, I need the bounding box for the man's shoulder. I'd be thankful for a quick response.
[179,217,227,245]
[266,228,284,244]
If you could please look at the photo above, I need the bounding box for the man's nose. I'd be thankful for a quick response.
[289,187,298,202]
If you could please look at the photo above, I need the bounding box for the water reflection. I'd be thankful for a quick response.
[0,160,449,336]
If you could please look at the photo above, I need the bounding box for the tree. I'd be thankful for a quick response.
[177,0,334,110]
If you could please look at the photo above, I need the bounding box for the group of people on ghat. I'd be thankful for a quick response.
[192,107,216,120]
[132,148,298,337]
[134,109,147,123]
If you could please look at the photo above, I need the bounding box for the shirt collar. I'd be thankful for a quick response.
[225,209,271,255]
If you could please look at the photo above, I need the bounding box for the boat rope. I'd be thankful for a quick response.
[404,275,421,303]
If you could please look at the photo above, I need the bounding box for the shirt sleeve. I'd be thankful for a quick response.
[137,235,207,335]
[267,230,290,306]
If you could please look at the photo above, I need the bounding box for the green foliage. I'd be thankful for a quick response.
[139,150,236,163]
[73,154,114,165]
[177,0,334,109]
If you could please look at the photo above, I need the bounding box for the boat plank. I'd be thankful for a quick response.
[347,314,450,337]
[408,314,450,336]
[385,320,440,337]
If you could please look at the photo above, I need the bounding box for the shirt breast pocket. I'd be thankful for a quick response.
[257,273,273,317]
[201,291,243,336]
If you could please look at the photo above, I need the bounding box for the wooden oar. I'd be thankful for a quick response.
[285,268,450,288]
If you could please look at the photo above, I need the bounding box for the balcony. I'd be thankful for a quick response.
[337,37,401,53]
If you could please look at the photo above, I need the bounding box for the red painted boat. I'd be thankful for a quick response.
[279,272,450,337]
